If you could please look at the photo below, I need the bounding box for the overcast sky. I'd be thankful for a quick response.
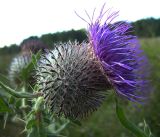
[0,0,159,47]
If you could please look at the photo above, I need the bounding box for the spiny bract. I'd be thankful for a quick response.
[36,42,111,119]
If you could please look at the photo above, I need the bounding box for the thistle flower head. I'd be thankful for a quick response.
[36,42,111,119]
[9,54,31,87]
[79,4,149,102]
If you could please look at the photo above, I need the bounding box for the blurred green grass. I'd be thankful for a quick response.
[0,37,160,137]
[0,54,16,74]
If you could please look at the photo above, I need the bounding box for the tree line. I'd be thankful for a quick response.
[0,17,159,54]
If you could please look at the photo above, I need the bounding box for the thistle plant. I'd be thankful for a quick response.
[9,54,31,87]
[9,38,48,88]
[0,39,68,137]
[0,4,153,137]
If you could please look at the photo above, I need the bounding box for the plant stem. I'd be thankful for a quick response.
[116,99,148,137]
[21,86,27,118]
[34,97,47,137]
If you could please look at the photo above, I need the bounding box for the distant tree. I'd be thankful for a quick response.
[0,44,20,55]
[132,18,160,37]
[40,34,54,48]
[40,29,87,48]
[1,18,160,55]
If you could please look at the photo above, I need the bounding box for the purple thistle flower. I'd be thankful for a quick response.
[78,4,149,102]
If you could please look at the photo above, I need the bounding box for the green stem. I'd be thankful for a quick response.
[0,81,42,98]
[21,86,27,118]
[34,97,44,112]
[21,87,27,107]
[34,97,47,137]
[116,99,148,137]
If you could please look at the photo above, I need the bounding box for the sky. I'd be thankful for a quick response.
[0,0,159,47]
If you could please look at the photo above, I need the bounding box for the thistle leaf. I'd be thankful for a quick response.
[143,120,155,137]
[0,81,37,98]
[21,51,41,81]
[0,73,11,86]
[0,97,11,112]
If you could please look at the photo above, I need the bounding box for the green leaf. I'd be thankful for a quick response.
[0,81,39,98]
[69,118,81,126]
[43,117,51,124]
[8,96,16,104]
[0,97,11,112]
[27,110,36,118]
[21,51,41,81]
[26,119,36,129]
[54,121,69,134]
[27,127,39,137]
[31,51,41,67]
[47,120,69,135]
[0,73,10,85]
[143,120,155,137]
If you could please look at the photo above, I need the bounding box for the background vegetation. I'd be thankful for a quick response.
[0,18,160,137]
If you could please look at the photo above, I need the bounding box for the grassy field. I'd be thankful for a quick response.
[0,37,160,137]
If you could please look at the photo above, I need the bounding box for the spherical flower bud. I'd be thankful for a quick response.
[36,42,111,119]
[82,4,149,102]
[9,54,31,87]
